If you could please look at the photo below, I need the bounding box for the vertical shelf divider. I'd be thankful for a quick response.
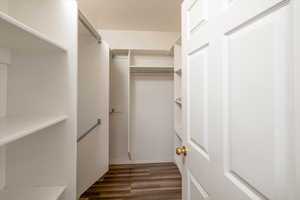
[128,50,132,160]
[173,38,183,173]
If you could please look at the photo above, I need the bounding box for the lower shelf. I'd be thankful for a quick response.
[0,186,66,200]
[0,114,68,146]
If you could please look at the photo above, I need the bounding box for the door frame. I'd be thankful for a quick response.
[181,1,188,200]
[293,0,300,198]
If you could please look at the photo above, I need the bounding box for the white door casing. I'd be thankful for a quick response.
[293,0,300,199]
[181,0,298,200]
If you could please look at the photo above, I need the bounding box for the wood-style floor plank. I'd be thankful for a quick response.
[80,162,182,200]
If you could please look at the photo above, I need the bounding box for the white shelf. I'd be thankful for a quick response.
[0,114,68,146]
[0,186,66,200]
[130,65,174,73]
[131,49,173,56]
[130,65,174,69]
[0,11,67,52]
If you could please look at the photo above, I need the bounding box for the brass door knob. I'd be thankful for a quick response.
[176,146,188,156]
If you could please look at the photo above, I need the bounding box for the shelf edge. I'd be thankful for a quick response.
[0,11,67,52]
[0,115,68,147]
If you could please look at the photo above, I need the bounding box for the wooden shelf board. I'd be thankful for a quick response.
[0,11,67,52]
[0,186,66,200]
[0,114,68,146]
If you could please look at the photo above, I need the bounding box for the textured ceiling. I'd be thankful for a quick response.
[78,0,182,32]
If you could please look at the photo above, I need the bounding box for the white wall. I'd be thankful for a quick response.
[77,30,110,196]
[130,73,174,163]
[0,49,10,118]
[99,30,180,50]
[0,0,8,12]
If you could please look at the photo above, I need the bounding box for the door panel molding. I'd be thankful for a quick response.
[222,4,292,200]
[188,170,210,200]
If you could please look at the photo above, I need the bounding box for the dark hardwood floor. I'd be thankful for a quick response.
[80,162,182,200]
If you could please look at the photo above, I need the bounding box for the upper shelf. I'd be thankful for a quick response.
[130,66,174,73]
[0,114,68,147]
[0,186,66,200]
[130,49,173,56]
[0,11,67,52]
[130,65,173,69]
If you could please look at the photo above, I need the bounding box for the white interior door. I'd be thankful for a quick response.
[181,0,298,199]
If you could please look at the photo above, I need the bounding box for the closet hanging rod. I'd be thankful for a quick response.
[77,119,101,143]
[78,10,102,43]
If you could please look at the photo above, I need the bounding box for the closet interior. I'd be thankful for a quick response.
[0,0,183,199]
[0,1,77,200]
[109,43,182,168]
